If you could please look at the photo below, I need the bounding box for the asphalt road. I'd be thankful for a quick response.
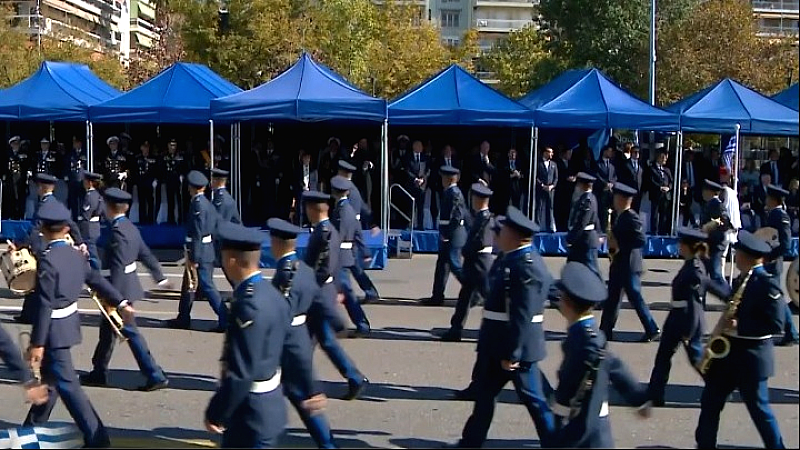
[0,255,797,448]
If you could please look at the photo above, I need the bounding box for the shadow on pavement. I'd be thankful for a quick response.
[390,437,543,448]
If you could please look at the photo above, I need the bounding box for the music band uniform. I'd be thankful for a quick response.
[566,172,601,274]
[701,180,730,288]
[426,166,467,306]
[3,136,29,220]
[77,171,104,271]
[211,168,241,288]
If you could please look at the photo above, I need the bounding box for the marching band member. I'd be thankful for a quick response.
[700,180,731,290]
[79,188,171,392]
[76,171,104,271]
[205,222,289,448]
[566,172,601,275]
[211,168,241,289]
[22,200,130,448]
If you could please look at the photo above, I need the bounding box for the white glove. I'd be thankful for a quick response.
[152,180,158,189]
[179,175,184,183]
[118,172,127,181]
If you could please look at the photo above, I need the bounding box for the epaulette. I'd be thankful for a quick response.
[523,251,533,263]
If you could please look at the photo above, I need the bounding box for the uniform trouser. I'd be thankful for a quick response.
[91,318,166,383]
[138,183,155,224]
[600,270,659,336]
[339,267,370,332]
[308,312,361,383]
[19,291,36,322]
[449,264,488,332]
[352,246,379,299]
[0,325,27,383]
[177,262,227,328]
[85,237,101,271]
[67,181,84,220]
[459,359,554,448]
[648,311,703,402]
[431,240,464,302]
[766,259,799,341]
[221,389,286,448]
[3,179,26,219]
[165,181,181,224]
[24,347,109,447]
[536,189,556,232]
[695,358,785,449]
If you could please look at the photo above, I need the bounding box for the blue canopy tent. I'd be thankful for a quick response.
[772,83,799,111]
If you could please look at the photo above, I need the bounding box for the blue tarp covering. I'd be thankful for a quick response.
[519,68,679,131]
[388,65,534,126]
[0,61,120,121]
[210,53,386,123]
[667,79,799,136]
[772,83,799,111]
[89,63,242,124]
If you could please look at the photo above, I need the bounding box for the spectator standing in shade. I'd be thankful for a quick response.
[648,150,674,235]
[405,141,430,230]
[760,149,783,188]
[593,145,617,233]
[500,147,525,212]
[431,145,459,227]
[318,137,341,194]
[473,141,495,187]
[536,147,558,233]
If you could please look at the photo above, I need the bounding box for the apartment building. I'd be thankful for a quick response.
[752,0,799,38]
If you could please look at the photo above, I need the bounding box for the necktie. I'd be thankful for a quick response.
[416,154,420,164]
[510,160,515,171]
[446,158,451,167]
[772,161,779,185]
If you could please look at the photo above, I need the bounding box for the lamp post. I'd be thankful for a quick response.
[648,0,656,106]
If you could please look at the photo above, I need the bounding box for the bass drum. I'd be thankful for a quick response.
[787,257,799,308]
[0,249,37,296]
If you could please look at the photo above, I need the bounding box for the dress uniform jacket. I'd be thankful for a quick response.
[766,206,791,266]
[187,193,219,264]
[347,181,370,225]
[25,194,83,256]
[331,199,358,269]
[305,219,341,287]
[609,209,646,276]
[102,216,165,303]
[566,191,600,255]
[213,188,241,224]
[462,209,494,284]
[668,257,709,339]
[77,189,104,243]
[440,184,468,246]
[702,198,729,253]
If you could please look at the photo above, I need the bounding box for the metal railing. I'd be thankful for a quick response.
[388,183,415,258]
[752,0,799,13]
[475,18,535,31]
[756,24,800,36]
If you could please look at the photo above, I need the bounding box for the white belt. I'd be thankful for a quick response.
[670,300,688,308]
[552,400,609,418]
[439,219,465,226]
[89,216,100,222]
[325,276,334,284]
[482,309,543,323]
[250,370,281,393]
[291,315,307,326]
[726,332,773,341]
[51,302,78,319]
[356,214,361,221]
[124,262,137,274]
[583,224,595,231]
[478,246,493,254]
[599,401,609,418]
[185,235,213,244]
[340,242,353,249]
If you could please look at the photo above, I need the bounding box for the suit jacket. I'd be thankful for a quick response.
[536,159,558,191]
[760,160,783,186]
[616,158,642,192]
[431,155,461,192]
[610,208,646,275]
[472,153,495,185]
[592,158,616,199]
[554,158,573,196]
[648,163,673,202]
[405,152,430,193]
[293,163,318,197]
[103,216,165,302]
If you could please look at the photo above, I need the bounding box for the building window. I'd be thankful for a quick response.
[444,37,461,46]
[441,0,460,3]
[441,10,460,28]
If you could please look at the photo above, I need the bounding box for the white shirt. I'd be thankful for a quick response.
[721,185,741,243]
[302,165,310,190]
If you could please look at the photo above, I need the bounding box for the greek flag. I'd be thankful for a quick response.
[722,135,736,170]
[0,423,83,449]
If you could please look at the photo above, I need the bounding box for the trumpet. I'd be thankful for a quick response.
[89,289,128,342]
[183,247,198,294]
[606,208,617,262]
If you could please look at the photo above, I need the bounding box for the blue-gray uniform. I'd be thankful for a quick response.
[172,171,227,330]
[600,183,660,341]
[76,172,104,270]
[455,207,554,448]
[566,173,601,274]
[80,188,169,391]
[302,190,368,400]
[211,169,241,287]
[23,200,126,448]
[701,180,730,286]
[269,219,337,449]
[763,185,799,345]
[427,166,467,305]
[695,231,786,449]
[0,324,30,383]
[544,262,650,448]
[443,183,495,341]
[330,176,370,334]
[205,223,289,449]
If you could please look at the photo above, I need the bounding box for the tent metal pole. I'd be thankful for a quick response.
[88,122,94,173]
[236,122,242,215]
[382,119,389,244]
[528,126,538,220]
[671,131,683,236]
[85,120,91,173]
[209,119,215,201]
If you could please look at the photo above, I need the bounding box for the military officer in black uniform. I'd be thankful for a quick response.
[566,172,601,275]
[700,180,731,290]
[423,166,467,306]
[66,136,88,219]
[77,171,105,270]
[451,207,554,448]
[4,135,30,219]
[302,190,369,400]
[168,171,227,331]
[103,136,127,189]
[133,141,158,224]
[79,188,171,391]
[268,218,338,449]
[205,222,289,448]
[330,176,371,336]
[544,262,651,448]
[34,138,57,176]
[440,183,495,342]
[22,199,130,448]
[695,230,786,449]
[600,182,660,342]
[160,138,186,225]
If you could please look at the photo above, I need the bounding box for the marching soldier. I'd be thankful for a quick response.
[103,136,128,189]
[80,188,171,392]
[204,222,289,448]
[330,176,371,337]
[695,230,786,449]
[336,160,380,304]
[160,139,187,225]
[566,172,601,274]
[599,182,660,342]
[77,171,105,270]
[22,200,131,448]
[700,180,731,289]
[168,171,227,332]
[211,168,240,288]
[449,207,554,448]
[133,141,159,224]
[302,190,369,400]
[66,136,88,219]
[440,183,495,342]
[544,262,651,448]
[763,185,799,346]
[423,166,467,306]
[3,135,29,219]
[268,218,338,449]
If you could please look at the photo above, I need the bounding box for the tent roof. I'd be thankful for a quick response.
[771,83,798,111]
[388,64,533,126]
[89,63,242,124]
[210,53,386,123]
[0,61,120,122]
[519,68,679,131]
[667,78,798,136]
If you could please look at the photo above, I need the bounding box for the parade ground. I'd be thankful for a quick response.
[1,255,798,449]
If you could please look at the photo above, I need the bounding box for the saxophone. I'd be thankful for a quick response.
[696,268,753,375]
[606,208,617,263]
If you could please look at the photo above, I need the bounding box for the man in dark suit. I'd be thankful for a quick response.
[760,149,783,188]
[683,148,702,205]
[616,144,644,211]
[648,150,674,235]
[431,145,459,227]
[554,146,575,231]
[752,173,770,228]
[405,140,430,230]
[593,145,617,232]
[498,147,525,213]
[536,147,558,232]
[472,141,495,187]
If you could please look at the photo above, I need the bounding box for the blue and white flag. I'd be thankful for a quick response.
[0,422,82,449]
[722,134,736,170]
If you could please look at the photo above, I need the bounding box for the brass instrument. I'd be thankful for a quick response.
[89,289,128,342]
[696,268,753,375]
[183,247,198,294]
[701,217,723,233]
[19,331,49,405]
[606,208,617,262]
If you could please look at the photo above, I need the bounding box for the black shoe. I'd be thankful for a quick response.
[651,397,665,407]
[439,329,462,342]
[640,330,662,343]
[166,318,190,330]
[13,315,32,325]
[777,336,799,347]
[361,296,380,305]
[349,328,370,338]
[137,378,169,392]
[344,377,368,400]
[79,372,108,387]
[420,297,444,306]
[453,386,477,401]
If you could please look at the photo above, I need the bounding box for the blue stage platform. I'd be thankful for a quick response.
[1,220,387,270]
[387,230,800,258]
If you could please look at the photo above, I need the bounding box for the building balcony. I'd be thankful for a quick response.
[752,0,799,15]
[475,0,538,8]
[475,18,535,32]
[9,14,115,52]
[756,24,800,36]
